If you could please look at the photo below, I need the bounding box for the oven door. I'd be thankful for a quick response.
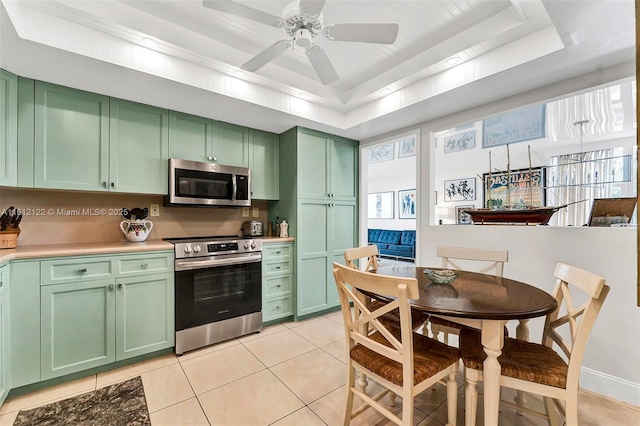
[175,255,262,331]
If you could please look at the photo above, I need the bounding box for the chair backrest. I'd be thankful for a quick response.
[437,246,508,277]
[543,262,609,389]
[344,245,379,272]
[332,262,419,385]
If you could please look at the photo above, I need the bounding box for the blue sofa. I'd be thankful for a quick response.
[368,229,416,260]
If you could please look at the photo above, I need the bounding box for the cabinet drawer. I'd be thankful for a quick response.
[116,253,173,276]
[263,275,292,298]
[41,257,113,285]
[263,260,292,276]
[263,244,292,259]
[263,295,293,321]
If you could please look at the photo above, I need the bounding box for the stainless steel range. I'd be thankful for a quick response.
[165,235,263,355]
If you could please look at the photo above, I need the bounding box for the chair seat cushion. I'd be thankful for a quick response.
[370,300,426,331]
[350,326,460,387]
[459,328,568,388]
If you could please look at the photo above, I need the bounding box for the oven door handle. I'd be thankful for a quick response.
[175,254,262,271]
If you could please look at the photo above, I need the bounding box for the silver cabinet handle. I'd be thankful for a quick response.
[275,250,281,254]
[275,266,281,270]
[108,284,114,291]
[110,182,115,187]
[207,156,218,161]
[0,280,3,288]
[79,268,87,273]
[117,283,123,289]
[141,263,148,269]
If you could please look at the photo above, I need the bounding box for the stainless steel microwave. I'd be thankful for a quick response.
[164,158,251,207]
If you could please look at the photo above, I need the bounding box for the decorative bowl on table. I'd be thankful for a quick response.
[423,268,458,285]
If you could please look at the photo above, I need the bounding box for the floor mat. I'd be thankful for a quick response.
[14,376,150,426]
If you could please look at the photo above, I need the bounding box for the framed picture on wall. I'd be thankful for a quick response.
[444,178,476,202]
[444,130,475,154]
[398,189,416,219]
[455,205,474,225]
[482,167,545,208]
[368,144,394,163]
[398,137,416,158]
[482,105,546,148]
[368,192,394,218]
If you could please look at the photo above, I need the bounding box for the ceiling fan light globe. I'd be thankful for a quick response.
[295,29,313,47]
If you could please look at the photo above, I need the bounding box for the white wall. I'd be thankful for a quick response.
[361,70,639,406]
[366,141,417,231]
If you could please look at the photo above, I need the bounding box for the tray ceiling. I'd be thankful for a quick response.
[0,0,635,139]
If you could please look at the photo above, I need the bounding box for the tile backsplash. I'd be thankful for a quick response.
[0,187,269,246]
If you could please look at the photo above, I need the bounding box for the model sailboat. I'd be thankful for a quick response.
[464,144,567,225]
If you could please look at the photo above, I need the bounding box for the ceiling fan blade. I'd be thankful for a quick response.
[306,45,339,85]
[326,23,399,44]
[300,0,326,17]
[241,40,291,72]
[202,0,282,27]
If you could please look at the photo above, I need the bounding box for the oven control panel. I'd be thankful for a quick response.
[172,238,262,259]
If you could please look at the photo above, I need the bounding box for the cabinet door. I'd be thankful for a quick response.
[328,202,357,306]
[297,128,330,199]
[41,279,116,380]
[330,136,358,201]
[34,82,110,191]
[168,111,213,162]
[110,98,169,194]
[115,273,174,360]
[249,129,279,200]
[213,121,248,167]
[0,264,10,405]
[296,200,331,316]
[0,70,18,186]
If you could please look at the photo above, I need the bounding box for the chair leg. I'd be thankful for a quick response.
[389,391,397,407]
[543,397,562,426]
[402,387,413,426]
[343,365,356,426]
[446,371,458,426]
[465,371,479,426]
[565,392,579,426]
[357,372,368,393]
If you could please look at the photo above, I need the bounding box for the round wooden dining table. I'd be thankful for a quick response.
[374,266,558,426]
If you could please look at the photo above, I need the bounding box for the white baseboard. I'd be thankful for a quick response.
[580,366,640,407]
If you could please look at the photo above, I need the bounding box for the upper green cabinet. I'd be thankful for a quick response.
[249,129,279,200]
[214,121,249,167]
[0,70,18,187]
[34,83,169,194]
[168,111,213,162]
[297,128,357,201]
[34,81,110,192]
[109,98,169,194]
[168,111,248,168]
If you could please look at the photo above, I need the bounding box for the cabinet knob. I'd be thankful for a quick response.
[110,182,115,187]
[117,283,123,289]
[141,263,148,269]
[108,284,114,291]
[102,182,107,187]
[275,250,281,254]
[79,268,87,273]
[275,266,281,270]
[207,156,218,162]
[276,306,281,310]
[0,280,3,288]
[276,284,282,288]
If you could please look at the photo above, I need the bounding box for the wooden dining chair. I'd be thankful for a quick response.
[429,246,509,344]
[460,262,609,426]
[332,262,460,426]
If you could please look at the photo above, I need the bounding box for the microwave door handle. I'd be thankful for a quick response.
[232,174,237,201]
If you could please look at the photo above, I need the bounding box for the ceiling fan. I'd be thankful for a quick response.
[202,0,399,85]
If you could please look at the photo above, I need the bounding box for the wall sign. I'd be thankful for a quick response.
[482,167,546,208]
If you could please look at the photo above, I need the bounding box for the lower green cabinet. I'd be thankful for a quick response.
[0,264,11,405]
[262,242,294,322]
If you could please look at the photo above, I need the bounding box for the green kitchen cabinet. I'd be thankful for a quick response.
[41,278,116,380]
[116,273,174,360]
[0,264,11,405]
[33,83,169,194]
[109,98,169,194]
[168,110,214,162]
[9,260,40,388]
[213,121,249,167]
[297,128,357,201]
[272,127,358,317]
[0,69,18,186]
[262,242,294,322]
[249,129,279,200]
[34,81,110,192]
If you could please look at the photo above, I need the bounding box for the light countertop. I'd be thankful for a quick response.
[0,237,294,264]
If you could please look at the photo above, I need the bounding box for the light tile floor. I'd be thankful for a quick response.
[1,313,639,426]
